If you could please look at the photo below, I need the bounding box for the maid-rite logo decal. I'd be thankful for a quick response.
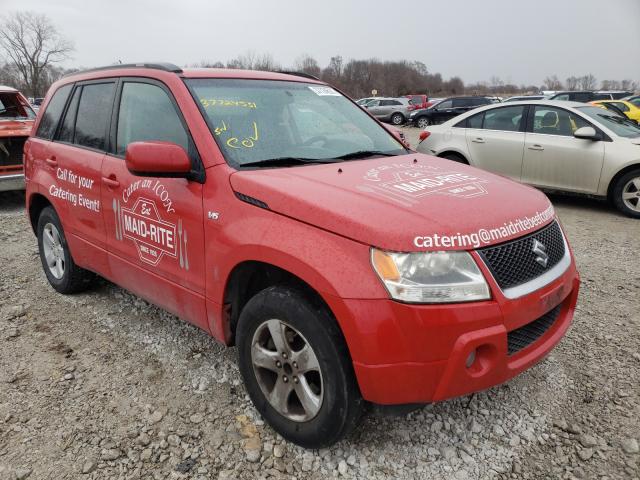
[358,163,489,205]
[113,197,189,269]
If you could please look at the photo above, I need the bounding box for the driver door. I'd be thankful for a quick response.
[522,105,605,193]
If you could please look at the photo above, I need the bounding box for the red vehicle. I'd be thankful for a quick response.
[25,64,580,448]
[406,94,434,111]
[0,85,36,191]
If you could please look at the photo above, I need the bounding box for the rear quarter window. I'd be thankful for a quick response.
[35,84,73,140]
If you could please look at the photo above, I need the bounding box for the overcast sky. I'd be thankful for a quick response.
[4,0,640,86]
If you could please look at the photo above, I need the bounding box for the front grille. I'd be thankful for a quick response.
[507,304,562,355]
[478,221,565,290]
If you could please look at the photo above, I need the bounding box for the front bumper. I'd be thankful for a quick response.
[327,255,580,405]
[0,172,25,192]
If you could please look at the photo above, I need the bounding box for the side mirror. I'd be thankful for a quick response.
[573,126,599,140]
[125,141,191,177]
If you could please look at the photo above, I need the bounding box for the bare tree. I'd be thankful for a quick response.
[579,74,597,90]
[566,76,579,91]
[0,11,73,97]
[543,75,563,91]
[294,54,321,77]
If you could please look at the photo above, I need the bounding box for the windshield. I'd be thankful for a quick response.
[185,79,405,167]
[0,92,36,120]
[577,106,640,138]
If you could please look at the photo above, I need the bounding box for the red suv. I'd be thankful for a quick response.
[25,63,580,448]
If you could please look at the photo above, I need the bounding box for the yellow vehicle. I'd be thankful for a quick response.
[591,100,640,123]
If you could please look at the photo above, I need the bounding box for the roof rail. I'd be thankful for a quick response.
[64,62,183,77]
[275,70,320,81]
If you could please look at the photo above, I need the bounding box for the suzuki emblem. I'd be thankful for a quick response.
[532,239,549,268]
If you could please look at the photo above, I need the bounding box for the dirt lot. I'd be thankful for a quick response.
[1,136,639,479]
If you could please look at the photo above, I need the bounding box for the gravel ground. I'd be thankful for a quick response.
[1,134,639,479]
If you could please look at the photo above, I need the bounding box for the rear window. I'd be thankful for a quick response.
[35,84,73,140]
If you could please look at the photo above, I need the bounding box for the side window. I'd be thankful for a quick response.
[452,98,466,108]
[389,100,402,106]
[482,106,525,132]
[436,100,452,109]
[57,87,81,143]
[74,83,115,151]
[379,100,391,106]
[554,94,570,101]
[116,82,189,156]
[532,106,590,137]
[368,100,380,107]
[573,92,592,103]
[35,84,73,140]
[466,112,484,129]
[472,98,491,106]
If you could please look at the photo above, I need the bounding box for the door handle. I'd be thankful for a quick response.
[102,176,120,188]
[472,138,485,143]
[528,144,544,151]
[45,156,57,167]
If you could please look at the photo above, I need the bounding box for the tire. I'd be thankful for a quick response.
[236,285,364,449]
[440,152,468,164]
[611,169,640,218]
[37,206,96,293]
[390,112,405,125]
[416,117,430,129]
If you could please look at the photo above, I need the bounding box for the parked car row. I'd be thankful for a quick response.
[416,99,640,218]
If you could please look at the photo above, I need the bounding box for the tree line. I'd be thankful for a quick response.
[1,11,638,100]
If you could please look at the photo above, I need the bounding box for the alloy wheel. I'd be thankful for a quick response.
[622,176,640,212]
[251,319,324,422]
[42,223,65,279]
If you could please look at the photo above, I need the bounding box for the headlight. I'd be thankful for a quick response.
[371,249,490,303]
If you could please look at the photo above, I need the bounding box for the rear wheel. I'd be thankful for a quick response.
[612,169,640,218]
[417,117,430,129]
[236,285,363,448]
[37,206,95,293]
[390,112,405,125]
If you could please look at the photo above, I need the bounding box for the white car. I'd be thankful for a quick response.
[416,100,640,218]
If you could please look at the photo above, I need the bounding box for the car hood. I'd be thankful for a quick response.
[229,154,555,251]
[0,119,33,137]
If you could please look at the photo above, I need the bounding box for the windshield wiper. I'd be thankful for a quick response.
[332,150,400,160]
[240,157,339,168]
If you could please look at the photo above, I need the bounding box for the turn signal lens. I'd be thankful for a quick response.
[371,249,400,282]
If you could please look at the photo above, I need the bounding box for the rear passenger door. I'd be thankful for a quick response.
[100,78,207,328]
[45,81,115,266]
[464,105,526,180]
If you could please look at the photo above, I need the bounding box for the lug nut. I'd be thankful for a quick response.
[293,376,299,384]
[283,376,288,383]
[276,361,282,368]
[282,352,288,359]
[292,362,298,369]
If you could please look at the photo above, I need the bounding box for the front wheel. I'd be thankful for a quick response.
[612,169,640,218]
[417,117,430,129]
[236,286,363,449]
